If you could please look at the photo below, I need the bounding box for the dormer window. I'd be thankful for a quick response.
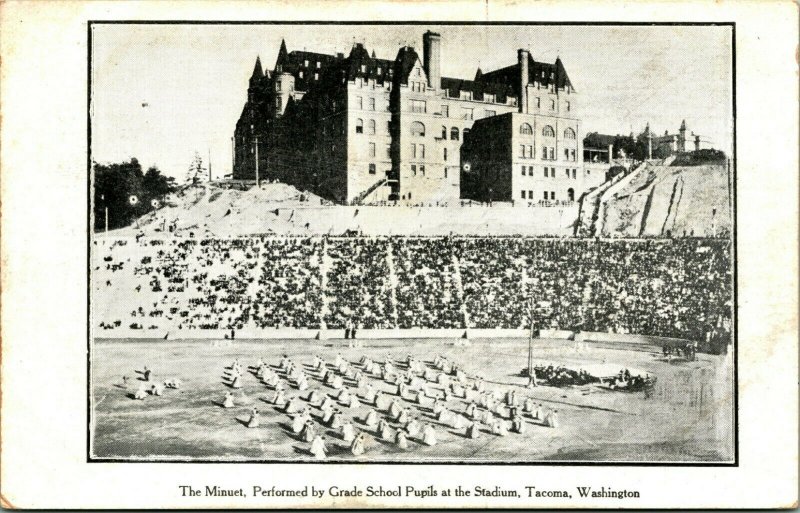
[304,59,308,67]
[314,72,319,80]
[316,61,320,68]
[361,65,366,73]
[299,71,304,79]
[485,94,495,103]
[377,67,382,75]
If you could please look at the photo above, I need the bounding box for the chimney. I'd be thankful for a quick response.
[422,31,441,90]
[518,49,530,113]
[608,143,614,163]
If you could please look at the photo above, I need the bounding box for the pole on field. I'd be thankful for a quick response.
[254,136,260,189]
[105,207,109,233]
[527,286,536,387]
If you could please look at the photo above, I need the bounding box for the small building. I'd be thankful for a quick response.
[461,111,603,204]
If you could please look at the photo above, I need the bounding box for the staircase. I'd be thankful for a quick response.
[351,178,388,206]
[451,254,470,329]
[385,241,400,329]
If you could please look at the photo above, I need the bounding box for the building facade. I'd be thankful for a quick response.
[645,120,714,159]
[233,32,591,205]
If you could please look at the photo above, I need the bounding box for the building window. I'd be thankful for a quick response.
[444,167,448,178]
[369,163,376,174]
[386,145,391,157]
[369,143,376,157]
[520,145,526,158]
[441,126,447,139]
[412,143,417,158]
[357,97,363,109]
[542,125,555,137]
[460,91,473,101]
[411,164,417,176]
[411,100,426,113]
[485,94,495,103]
[549,147,555,160]
[522,166,526,176]
[443,148,448,161]
[369,97,375,111]
[304,59,309,67]
[462,108,473,120]
[566,101,571,112]
[316,61,320,68]
[361,65,366,73]
[570,149,576,161]
[419,144,425,159]
[564,148,570,160]
[572,169,577,179]
[536,97,541,108]
[568,188,575,201]
[550,99,556,110]
[368,119,376,135]
[564,128,576,139]
[450,127,459,140]
[521,190,526,199]
[356,119,364,134]
[441,105,449,117]
[527,145,533,158]
[485,110,496,118]
[565,169,570,178]
[551,191,556,200]
[299,71,304,79]
[420,165,426,176]
[543,191,548,200]
[520,123,533,135]
[276,97,282,110]
[276,81,282,91]
[314,72,319,80]
[410,121,425,137]
[543,168,548,178]
[377,67,382,75]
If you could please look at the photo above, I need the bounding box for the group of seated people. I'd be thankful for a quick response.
[533,364,598,387]
[94,236,731,347]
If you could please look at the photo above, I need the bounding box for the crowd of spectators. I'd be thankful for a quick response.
[324,237,395,329]
[94,235,732,346]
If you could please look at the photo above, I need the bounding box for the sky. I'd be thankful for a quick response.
[91,24,733,180]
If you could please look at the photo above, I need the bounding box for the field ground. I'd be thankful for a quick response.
[91,337,734,462]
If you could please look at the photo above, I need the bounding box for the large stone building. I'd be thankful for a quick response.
[645,120,714,158]
[233,32,596,204]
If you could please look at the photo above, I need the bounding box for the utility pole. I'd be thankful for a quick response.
[208,147,212,182]
[101,194,109,233]
[527,285,537,387]
[254,136,260,188]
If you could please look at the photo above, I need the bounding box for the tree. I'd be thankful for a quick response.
[185,152,208,184]
[93,159,176,232]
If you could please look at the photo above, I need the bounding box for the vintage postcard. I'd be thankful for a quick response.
[1,0,797,509]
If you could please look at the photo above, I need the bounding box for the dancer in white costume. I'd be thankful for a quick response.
[403,419,418,438]
[422,424,437,446]
[134,384,148,400]
[292,412,306,434]
[301,421,316,443]
[512,414,526,434]
[310,435,326,460]
[364,408,379,428]
[272,390,286,406]
[546,410,559,428]
[492,419,508,436]
[307,389,322,405]
[467,421,480,439]
[533,403,542,421]
[350,433,366,456]
[246,407,260,428]
[347,394,360,409]
[395,430,409,449]
[379,419,393,440]
[150,383,164,396]
[341,422,355,443]
[222,391,235,408]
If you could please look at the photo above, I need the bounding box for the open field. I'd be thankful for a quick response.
[90,337,733,463]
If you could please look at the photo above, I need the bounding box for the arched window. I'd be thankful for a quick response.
[410,121,425,137]
[355,118,364,134]
[441,126,447,139]
[549,99,556,110]
[450,127,460,141]
[564,128,576,139]
[520,123,533,135]
[368,119,376,135]
[567,188,575,202]
[542,125,555,137]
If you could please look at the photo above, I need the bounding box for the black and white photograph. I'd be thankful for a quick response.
[88,22,737,464]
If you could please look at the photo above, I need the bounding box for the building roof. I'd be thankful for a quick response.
[583,132,618,149]
[479,54,574,94]
[440,76,513,103]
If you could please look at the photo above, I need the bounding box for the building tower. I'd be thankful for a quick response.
[422,31,441,90]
